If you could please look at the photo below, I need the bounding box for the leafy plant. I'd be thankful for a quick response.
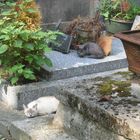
[98,0,113,20]
[14,0,42,30]
[0,0,58,85]
[98,0,140,21]
[66,12,105,46]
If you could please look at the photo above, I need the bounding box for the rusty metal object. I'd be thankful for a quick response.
[115,30,140,74]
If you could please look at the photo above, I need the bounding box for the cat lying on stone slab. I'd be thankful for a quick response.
[23,96,60,118]
[77,36,113,58]
[97,35,113,56]
[77,42,105,59]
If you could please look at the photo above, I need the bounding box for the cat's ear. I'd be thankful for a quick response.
[23,104,27,110]
[32,104,37,110]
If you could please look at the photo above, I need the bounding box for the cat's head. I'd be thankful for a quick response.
[77,45,87,57]
[23,104,38,118]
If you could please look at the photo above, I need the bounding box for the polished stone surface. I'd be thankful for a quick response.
[44,38,128,80]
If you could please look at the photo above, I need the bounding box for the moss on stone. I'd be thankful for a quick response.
[98,81,113,95]
[98,79,131,97]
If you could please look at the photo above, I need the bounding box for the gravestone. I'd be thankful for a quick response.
[37,0,99,23]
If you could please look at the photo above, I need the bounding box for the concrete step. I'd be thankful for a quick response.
[43,38,128,81]
[0,102,77,140]
[0,102,25,140]
[55,70,140,140]
[10,115,77,140]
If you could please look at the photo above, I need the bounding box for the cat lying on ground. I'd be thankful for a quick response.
[77,35,113,58]
[23,96,60,118]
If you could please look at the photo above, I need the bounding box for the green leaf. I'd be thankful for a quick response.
[23,68,36,80]
[24,0,33,2]
[25,55,33,64]
[35,31,47,39]
[33,55,45,66]
[18,69,23,74]
[0,20,5,25]
[1,28,9,34]
[24,43,34,50]
[14,39,23,48]
[13,52,20,57]
[0,45,8,54]
[6,2,16,7]
[10,64,24,73]
[23,68,34,74]
[1,10,12,16]
[24,73,36,80]
[20,31,29,41]
[44,57,53,67]
[0,35,10,41]
[26,8,37,13]
[11,77,18,85]
[44,46,52,52]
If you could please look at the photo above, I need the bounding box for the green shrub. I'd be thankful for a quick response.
[98,0,140,21]
[0,0,58,85]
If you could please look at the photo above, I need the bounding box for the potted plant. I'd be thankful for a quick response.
[98,0,140,33]
[0,0,58,85]
[66,12,105,49]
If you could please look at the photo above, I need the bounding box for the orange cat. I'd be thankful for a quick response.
[97,35,113,56]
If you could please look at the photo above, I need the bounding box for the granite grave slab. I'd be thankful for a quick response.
[43,37,128,80]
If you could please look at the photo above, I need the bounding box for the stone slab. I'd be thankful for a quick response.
[11,115,77,140]
[0,102,77,140]
[56,71,140,140]
[43,38,128,81]
[37,0,98,23]
[54,103,127,140]
[0,102,25,139]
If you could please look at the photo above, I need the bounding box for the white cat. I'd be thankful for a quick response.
[23,96,60,118]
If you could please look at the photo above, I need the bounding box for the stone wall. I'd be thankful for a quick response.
[37,0,99,23]
[37,0,140,23]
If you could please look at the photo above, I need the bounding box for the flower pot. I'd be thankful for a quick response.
[76,27,98,43]
[105,19,133,33]
[115,30,140,74]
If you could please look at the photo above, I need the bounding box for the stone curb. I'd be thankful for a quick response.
[0,68,128,109]
[45,59,128,81]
